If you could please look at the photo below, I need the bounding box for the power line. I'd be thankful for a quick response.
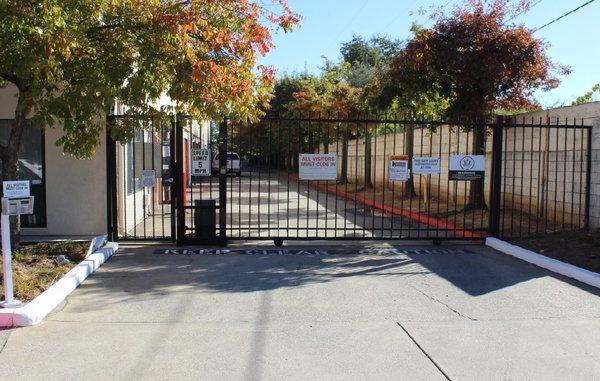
[534,0,596,32]
[333,0,370,40]
[507,0,544,22]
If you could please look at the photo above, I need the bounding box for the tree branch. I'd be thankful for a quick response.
[0,73,26,92]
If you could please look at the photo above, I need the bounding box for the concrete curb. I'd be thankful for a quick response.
[0,241,118,327]
[486,237,600,289]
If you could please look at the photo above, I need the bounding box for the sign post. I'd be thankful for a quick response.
[412,157,441,209]
[1,180,33,308]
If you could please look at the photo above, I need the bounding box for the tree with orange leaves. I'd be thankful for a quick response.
[0,0,298,245]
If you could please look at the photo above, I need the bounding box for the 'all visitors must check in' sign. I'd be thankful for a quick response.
[2,181,30,199]
[299,154,337,180]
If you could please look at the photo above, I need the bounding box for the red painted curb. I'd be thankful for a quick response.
[288,172,482,239]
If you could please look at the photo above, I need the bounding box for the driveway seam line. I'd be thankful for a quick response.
[397,321,451,381]
[412,287,477,321]
[0,332,10,355]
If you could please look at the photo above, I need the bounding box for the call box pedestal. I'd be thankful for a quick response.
[1,194,34,309]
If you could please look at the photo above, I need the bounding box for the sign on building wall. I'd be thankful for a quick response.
[299,154,337,180]
[449,155,485,181]
[412,157,441,175]
[389,155,410,181]
[191,148,211,177]
[2,181,30,199]
[141,170,156,188]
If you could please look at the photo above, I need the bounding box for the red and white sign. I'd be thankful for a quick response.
[389,155,410,181]
[299,154,337,180]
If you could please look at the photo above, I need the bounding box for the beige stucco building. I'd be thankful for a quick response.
[1,84,210,238]
[1,84,107,237]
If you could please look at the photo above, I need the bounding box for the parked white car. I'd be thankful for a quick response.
[212,152,241,176]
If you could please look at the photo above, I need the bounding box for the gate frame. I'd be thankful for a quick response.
[107,114,593,244]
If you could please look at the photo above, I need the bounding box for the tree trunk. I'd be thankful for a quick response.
[404,124,417,197]
[467,124,487,210]
[339,126,349,183]
[364,126,373,189]
[0,90,30,250]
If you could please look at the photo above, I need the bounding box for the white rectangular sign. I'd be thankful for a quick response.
[412,157,441,175]
[2,181,30,199]
[389,155,410,181]
[191,148,211,177]
[141,170,156,188]
[449,155,485,181]
[299,154,337,180]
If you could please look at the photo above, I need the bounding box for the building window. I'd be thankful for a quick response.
[0,120,47,227]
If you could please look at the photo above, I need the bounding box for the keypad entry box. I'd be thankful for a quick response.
[1,197,34,216]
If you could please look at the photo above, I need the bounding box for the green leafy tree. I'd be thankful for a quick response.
[268,36,402,186]
[0,0,298,246]
[338,36,402,188]
[572,84,600,105]
[365,25,448,197]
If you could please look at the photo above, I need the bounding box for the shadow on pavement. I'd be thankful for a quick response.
[84,245,600,300]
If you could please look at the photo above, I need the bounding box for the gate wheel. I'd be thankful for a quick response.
[274,238,284,247]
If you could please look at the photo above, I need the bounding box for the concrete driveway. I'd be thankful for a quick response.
[0,242,599,380]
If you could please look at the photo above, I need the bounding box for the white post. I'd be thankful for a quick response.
[1,212,20,308]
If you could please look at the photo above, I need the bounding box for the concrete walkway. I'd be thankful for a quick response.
[0,243,599,380]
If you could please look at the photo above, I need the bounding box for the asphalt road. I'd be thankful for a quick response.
[1,242,599,380]
[181,171,454,240]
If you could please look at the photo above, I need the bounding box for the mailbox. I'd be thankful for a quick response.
[1,196,34,216]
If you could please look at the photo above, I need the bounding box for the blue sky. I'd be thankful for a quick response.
[259,0,600,108]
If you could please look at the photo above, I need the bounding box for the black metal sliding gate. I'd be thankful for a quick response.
[107,115,592,245]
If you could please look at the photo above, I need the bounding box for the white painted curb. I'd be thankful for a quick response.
[486,237,600,289]
[0,241,118,327]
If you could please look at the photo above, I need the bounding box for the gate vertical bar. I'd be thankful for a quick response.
[175,114,184,245]
[584,125,592,229]
[489,115,504,237]
[105,117,118,241]
[219,119,228,244]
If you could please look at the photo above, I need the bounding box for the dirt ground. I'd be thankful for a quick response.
[512,229,600,273]
[0,241,89,301]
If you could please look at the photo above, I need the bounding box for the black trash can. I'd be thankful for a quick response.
[194,200,216,239]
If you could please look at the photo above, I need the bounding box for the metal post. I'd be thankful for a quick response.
[105,119,118,241]
[218,119,228,245]
[175,114,184,245]
[489,115,504,237]
[1,213,21,307]
[584,125,592,229]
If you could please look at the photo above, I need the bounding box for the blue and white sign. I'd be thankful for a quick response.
[412,157,441,175]
[2,181,30,199]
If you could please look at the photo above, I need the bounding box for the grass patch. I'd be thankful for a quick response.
[1,241,89,302]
